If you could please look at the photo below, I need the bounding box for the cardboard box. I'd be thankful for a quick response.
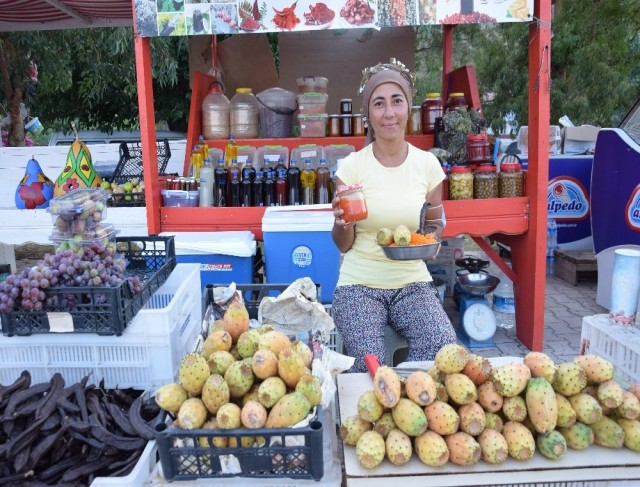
[562,125,601,154]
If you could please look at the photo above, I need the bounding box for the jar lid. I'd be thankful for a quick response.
[450,165,472,173]
[329,113,341,117]
[352,113,364,119]
[412,105,421,110]
[467,134,488,141]
[340,98,352,102]
[475,164,496,173]
[426,92,441,98]
[501,162,521,171]
[340,114,352,118]
[449,92,465,97]
[236,87,253,94]
[336,183,363,196]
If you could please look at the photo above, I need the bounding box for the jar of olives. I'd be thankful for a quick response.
[448,165,474,200]
[499,162,524,197]
[474,164,499,199]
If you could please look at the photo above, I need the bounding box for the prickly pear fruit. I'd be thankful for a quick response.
[491,362,531,398]
[290,340,313,368]
[240,400,268,429]
[503,421,536,461]
[502,395,528,423]
[373,412,396,439]
[228,436,255,448]
[295,374,323,407]
[223,301,250,342]
[178,352,210,395]
[573,354,614,383]
[405,370,437,406]
[616,390,640,420]
[177,398,208,430]
[435,343,469,374]
[414,430,449,466]
[445,431,481,466]
[155,383,188,413]
[203,329,233,357]
[444,372,477,405]
[201,373,230,415]
[477,428,508,464]
[525,377,558,434]
[392,398,428,437]
[615,418,640,452]
[340,414,373,446]
[224,360,255,399]
[358,390,385,422]
[523,351,557,383]
[356,430,386,469]
[242,384,260,406]
[434,380,448,402]
[252,349,279,379]
[265,392,311,428]
[591,416,624,448]
[392,224,411,246]
[258,330,292,356]
[597,379,624,408]
[568,393,603,425]
[208,318,225,335]
[216,402,242,429]
[477,380,503,413]
[198,418,228,448]
[556,392,577,428]
[458,402,486,436]
[373,366,401,408]
[385,428,413,466]
[427,365,445,383]
[630,383,640,401]
[425,400,460,436]
[553,361,587,396]
[277,347,307,389]
[236,329,260,358]
[207,350,236,376]
[376,227,394,246]
[484,412,504,433]
[462,353,492,385]
[258,376,287,409]
[536,430,567,460]
[559,422,594,450]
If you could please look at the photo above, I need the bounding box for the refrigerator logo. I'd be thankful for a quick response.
[547,177,589,220]
[292,245,313,268]
[625,184,640,232]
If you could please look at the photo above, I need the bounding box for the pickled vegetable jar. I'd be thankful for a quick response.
[446,92,467,111]
[499,162,524,197]
[474,164,499,199]
[448,165,474,200]
[466,134,490,164]
[421,93,444,135]
[336,184,368,222]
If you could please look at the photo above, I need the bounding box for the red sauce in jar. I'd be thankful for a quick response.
[336,184,368,222]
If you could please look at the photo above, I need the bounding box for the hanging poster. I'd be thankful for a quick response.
[133,0,534,37]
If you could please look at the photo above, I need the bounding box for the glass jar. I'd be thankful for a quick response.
[466,134,490,164]
[352,114,365,136]
[407,106,422,135]
[499,162,524,197]
[336,184,368,222]
[448,165,474,200]
[446,92,468,111]
[340,114,353,136]
[230,87,259,138]
[474,164,499,199]
[421,93,444,135]
[340,98,353,115]
[328,114,341,137]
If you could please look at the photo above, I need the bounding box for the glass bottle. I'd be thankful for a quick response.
[253,170,264,207]
[263,170,275,207]
[301,159,316,205]
[275,169,287,206]
[227,159,241,207]
[421,93,444,135]
[224,135,238,169]
[189,144,202,179]
[196,134,209,161]
[214,158,227,207]
[287,159,302,205]
[198,158,214,207]
[315,158,330,204]
[241,174,252,207]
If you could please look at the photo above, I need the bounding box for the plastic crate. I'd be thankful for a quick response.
[91,440,158,487]
[112,139,171,180]
[580,314,640,387]
[0,236,176,336]
[0,263,201,389]
[155,407,324,482]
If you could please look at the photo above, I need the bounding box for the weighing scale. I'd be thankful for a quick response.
[454,257,500,348]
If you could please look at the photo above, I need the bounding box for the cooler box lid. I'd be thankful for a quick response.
[262,205,334,232]
[159,231,256,257]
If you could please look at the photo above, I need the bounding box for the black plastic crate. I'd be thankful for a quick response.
[112,139,171,181]
[0,236,176,336]
[155,407,324,481]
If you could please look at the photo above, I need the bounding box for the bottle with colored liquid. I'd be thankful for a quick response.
[275,169,287,206]
[287,159,301,205]
[301,159,316,205]
[263,170,275,207]
[316,158,330,204]
[189,144,203,179]
[224,135,238,169]
[227,159,241,207]
[214,158,227,207]
[196,134,209,161]
[198,158,214,207]
[253,170,264,207]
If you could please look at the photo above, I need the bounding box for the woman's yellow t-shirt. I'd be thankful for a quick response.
[336,143,445,289]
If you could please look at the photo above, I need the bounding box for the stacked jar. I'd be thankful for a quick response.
[448,165,474,200]
[296,76,329,138]
[466,134,490,166]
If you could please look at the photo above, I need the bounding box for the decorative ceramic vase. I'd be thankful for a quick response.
[609,248,640,325]
[15,157,54,209]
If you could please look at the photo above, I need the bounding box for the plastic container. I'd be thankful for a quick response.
[49,223,119,254]
[198,158,214,207]
[473,164,499,199]
[499,162,524,197]
[257,145,289,169]
[466,133,490,164]
[291,144,324,169]
[448,165,474,200]
[298,114,328,137]
[324,144,356,173]
[407,106,422,135]
[256,87,297,138]
[446,92,468,111]
[421,93,444,134]
[296,76,328,94]
[161,189,199,207]
[297,92,329,115]
[230,87,260,138]
[236,144,257,169]
[201,84,230,139]
[335,184,368,222]
[492,265,515,330]
[48,187,110,232]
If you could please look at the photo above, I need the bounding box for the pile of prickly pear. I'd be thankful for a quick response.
[339,343,640,469]
[154,300,323,443]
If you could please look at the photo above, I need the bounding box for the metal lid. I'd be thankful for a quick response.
[462,303,497,341]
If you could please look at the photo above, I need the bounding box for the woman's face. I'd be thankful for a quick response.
[368,82,409,141]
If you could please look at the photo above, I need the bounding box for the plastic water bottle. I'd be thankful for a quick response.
[493,265,516,330]
[198,158,214,207]
[547,217,558,275]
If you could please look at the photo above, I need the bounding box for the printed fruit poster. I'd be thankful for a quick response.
[133,0,534,37]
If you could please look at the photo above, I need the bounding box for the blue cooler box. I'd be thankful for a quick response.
[160,231,256,290]
[262,205,340,304]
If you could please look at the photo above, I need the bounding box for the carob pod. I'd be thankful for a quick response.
[60,454,114,483]
[36,453,84,482]
[86,391,107,427]
[129,393,156,441]
[108,450,144,477]
[25,417,69,471]
[2,382,50,436]
[0,370,31,402]
[73,383,89,422]
[40,411,62,433]
[12,443,31,475]
[102,396,137,437]
[1,416,46,461]
[88,414,146,450]
[35,373,65,421]
[67,428,106,450]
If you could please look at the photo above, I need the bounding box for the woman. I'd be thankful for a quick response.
[331,59,457,373]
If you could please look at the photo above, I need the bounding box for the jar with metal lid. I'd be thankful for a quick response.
[336,184,368,222]
[340,114,353,136]
[499,162,524,197]
[230,87,259,138]
[466,133,490,164]
[352,114,365,136]
[407,106,422,135]
[421,93,444,134]
[340,98,353,115]
[446,92,468,111]
[328,114,341,137]
[448,165,474,200]
[474,164,499,199]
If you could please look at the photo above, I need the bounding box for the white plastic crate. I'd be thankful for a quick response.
[0,264,201,389]
[91,440,158,487]
[580,314,640,388]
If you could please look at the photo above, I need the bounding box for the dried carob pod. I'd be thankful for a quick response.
[129,394,156,441]
[0,370,31,402]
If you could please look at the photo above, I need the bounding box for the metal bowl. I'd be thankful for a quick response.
[381,241,441,261]
[456,273,500,296]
